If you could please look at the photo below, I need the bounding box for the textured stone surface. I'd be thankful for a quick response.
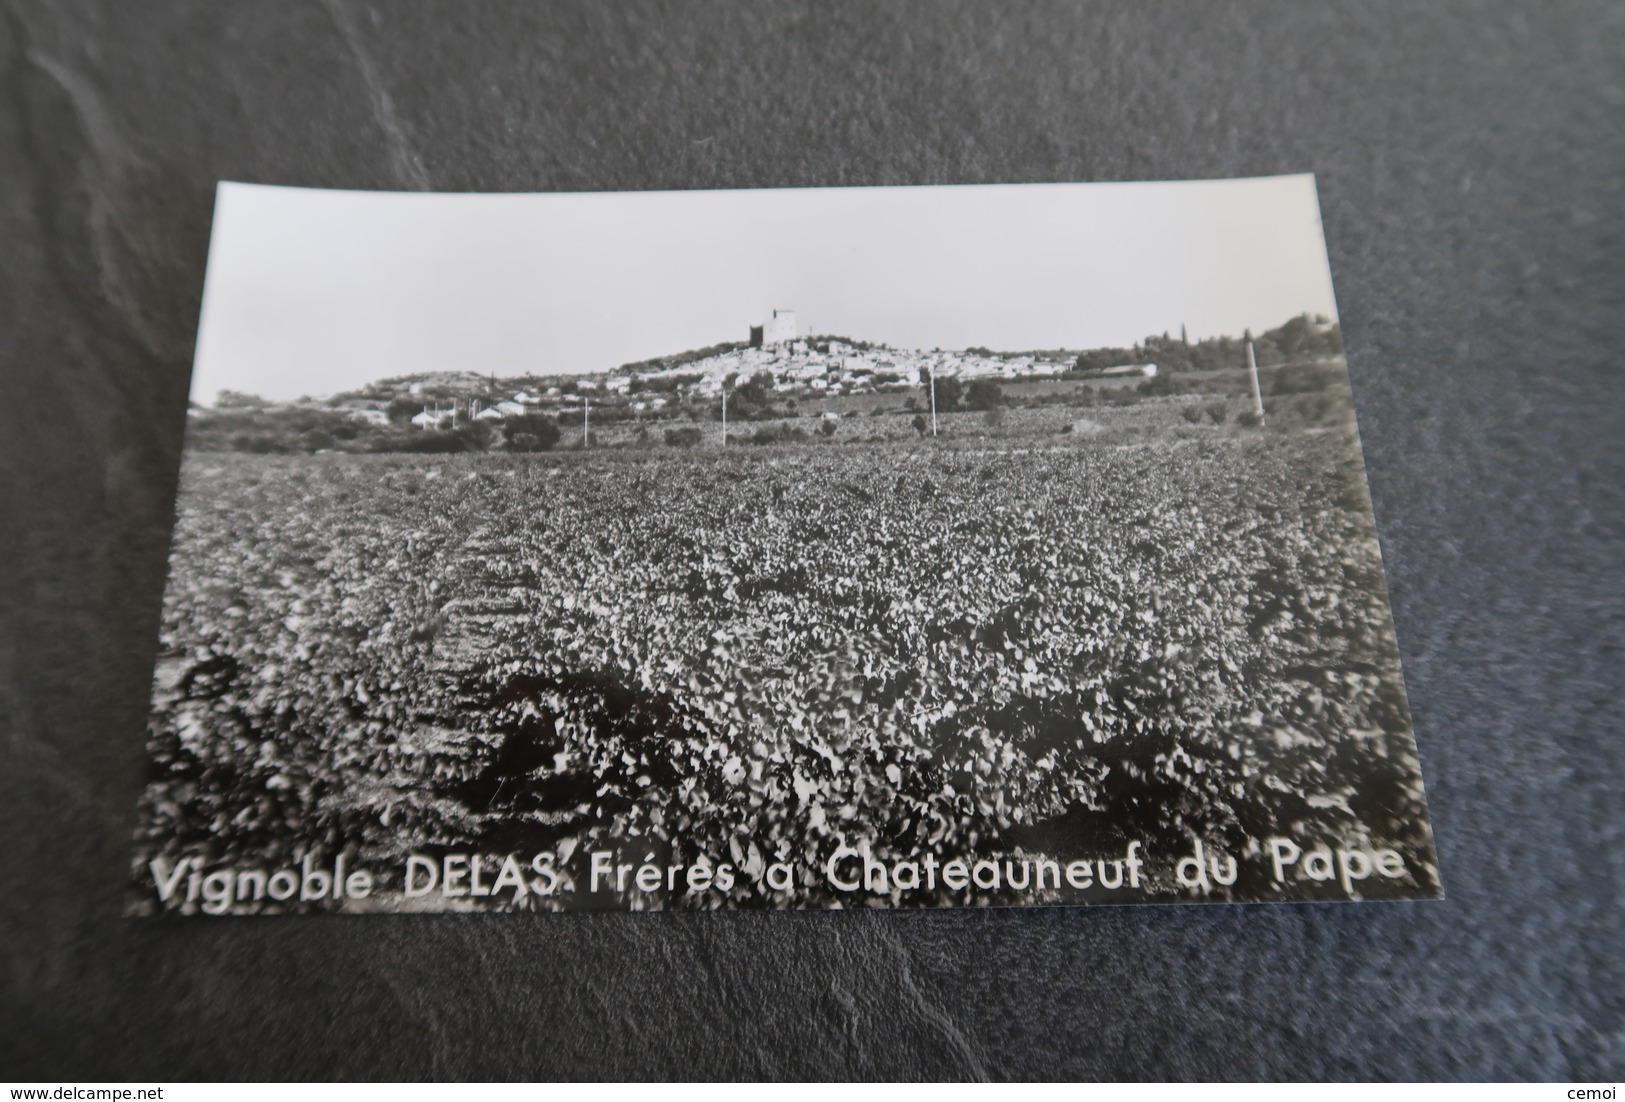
[1,0,1620,1081]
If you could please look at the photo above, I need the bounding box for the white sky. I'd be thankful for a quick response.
[191,175,1340,404]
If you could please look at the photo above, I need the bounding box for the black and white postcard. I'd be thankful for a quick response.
[134,176,1439,913]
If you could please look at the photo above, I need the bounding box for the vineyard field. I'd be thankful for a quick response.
[135,421,1437,910]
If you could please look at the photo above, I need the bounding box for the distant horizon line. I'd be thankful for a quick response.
[196,313,1337,406]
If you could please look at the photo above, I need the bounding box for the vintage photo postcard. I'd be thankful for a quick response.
[133,176,1439,914]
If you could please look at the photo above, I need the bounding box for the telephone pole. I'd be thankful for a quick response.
[583,397,590,447]
[1247,340,1266,424]
[721,386,728,446]
[927,363,939,437]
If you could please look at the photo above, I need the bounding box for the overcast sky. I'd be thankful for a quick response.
[191,175,1340,404]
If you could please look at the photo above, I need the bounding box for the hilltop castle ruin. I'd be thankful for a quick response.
[749,309,797,348]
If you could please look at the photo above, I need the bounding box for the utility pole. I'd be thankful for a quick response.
[1247,340,1266,424]
[583,398,590,448]
[927,363,939,437]
[721,385,728,446]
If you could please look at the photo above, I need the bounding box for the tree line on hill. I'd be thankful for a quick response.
[1070,314,1340,375]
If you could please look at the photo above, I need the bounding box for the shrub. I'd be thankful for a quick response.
[1136,373,1179,397]
[457,422,497,451]
[502,414,561,452]
[385,396,421,424]
[1206,402,1228,424]
[664,426,705,448]
[748,425,808,446]
[1267,363,1340,396]
[965,379,1005,411]
[229,433,285,454]
[384,430,470,454]
[735,371,774,406]
[933,375,963,411]
[1181,406,1205,424]
[1283,393,1342,428]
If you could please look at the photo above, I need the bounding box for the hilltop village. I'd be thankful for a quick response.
[320,310,1099,432]
[188,311,1341,453]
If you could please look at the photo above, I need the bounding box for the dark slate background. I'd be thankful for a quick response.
[2,0,1620,1081]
